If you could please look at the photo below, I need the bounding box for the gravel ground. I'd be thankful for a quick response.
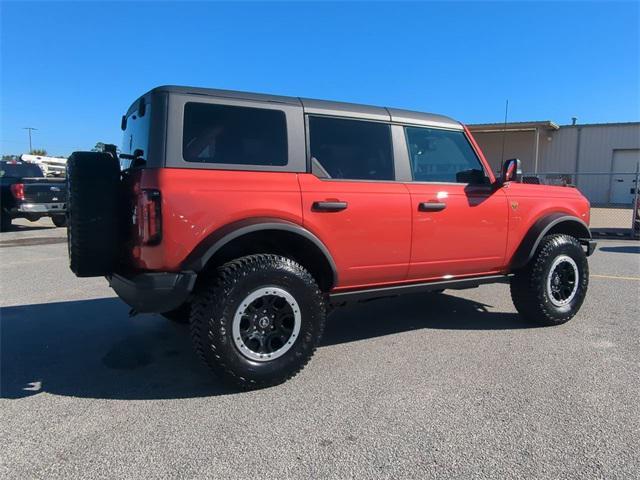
[1,218,639,479]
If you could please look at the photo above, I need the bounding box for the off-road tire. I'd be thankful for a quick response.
[0,211,11,232]
[510,234,588,326]
[162,303,191,324]
[52,214,67,228]
[190,254,326,390]
[66,151,121,277]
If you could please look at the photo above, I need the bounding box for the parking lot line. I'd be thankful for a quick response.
[592,274,640,281]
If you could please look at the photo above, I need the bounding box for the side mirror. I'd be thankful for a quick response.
[500,158,522,184]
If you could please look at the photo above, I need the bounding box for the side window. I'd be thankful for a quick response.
[405,127,487,184]
[308,116,394,181]
[182,102,288,166]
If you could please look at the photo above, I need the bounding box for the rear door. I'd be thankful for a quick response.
[400,125,509,280]
[299,115,411,288]
[610,149,640,204]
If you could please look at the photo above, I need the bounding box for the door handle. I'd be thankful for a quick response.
[312,201,348,212]
[418,202,447,212]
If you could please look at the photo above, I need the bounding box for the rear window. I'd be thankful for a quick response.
[182,102,288,166]
[0,161,44,178]
[121,98,151,169]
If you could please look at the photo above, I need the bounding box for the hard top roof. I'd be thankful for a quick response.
[133,85,462,130]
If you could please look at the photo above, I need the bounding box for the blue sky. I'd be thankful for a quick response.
[1,1,638,156]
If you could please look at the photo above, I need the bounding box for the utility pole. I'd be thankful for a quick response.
[23,127,37,153]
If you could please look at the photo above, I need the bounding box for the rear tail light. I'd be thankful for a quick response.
[137,189,162,245]
[10,183,25,200]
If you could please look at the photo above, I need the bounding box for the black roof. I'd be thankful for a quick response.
[131,85,462,130]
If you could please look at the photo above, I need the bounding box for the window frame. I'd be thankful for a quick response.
[401,124,490,185]
[305,114,401,183]
[165,93,306,172]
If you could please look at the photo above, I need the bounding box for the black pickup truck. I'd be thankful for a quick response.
[0,160,67,231]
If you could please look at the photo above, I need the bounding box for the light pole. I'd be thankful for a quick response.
[23,127,37,153]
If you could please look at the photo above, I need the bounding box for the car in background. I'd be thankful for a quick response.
[0,160,67,230]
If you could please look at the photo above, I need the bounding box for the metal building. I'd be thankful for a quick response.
[468,121,640,206]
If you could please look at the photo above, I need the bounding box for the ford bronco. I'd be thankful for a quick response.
[66,86,596,389]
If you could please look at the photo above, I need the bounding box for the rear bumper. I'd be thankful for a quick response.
[108,272,197,314]
[12,202,66,215]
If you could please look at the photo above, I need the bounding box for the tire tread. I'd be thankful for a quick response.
[66,152,121,277]
[510,234,588,326]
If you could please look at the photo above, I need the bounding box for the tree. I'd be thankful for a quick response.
[31,149,47,156]
[92,142,119,156]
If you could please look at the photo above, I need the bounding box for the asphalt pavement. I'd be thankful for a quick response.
[1,218,639,479]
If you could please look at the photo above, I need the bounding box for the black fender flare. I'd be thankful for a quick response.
[181,217,338,287]
[510,213,592,270]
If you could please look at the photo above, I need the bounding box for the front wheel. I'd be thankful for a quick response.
[510,234,589,326]
[190,254,326,389]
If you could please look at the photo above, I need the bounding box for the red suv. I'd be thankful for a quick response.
[67,86,596,389]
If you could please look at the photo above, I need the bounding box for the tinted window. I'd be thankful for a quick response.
[309,116,394,181]
[405,127,486,183]
[0,161,44,178]
[183,102,287,166]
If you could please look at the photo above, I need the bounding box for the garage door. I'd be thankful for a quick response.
[610,149,640,204]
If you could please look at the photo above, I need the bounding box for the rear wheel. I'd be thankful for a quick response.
[510,234,588,326]
[52,215,67,228]
[190,254,326,389]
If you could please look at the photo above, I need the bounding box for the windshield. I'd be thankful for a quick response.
[121,98,151,169]
[0,161,44,178]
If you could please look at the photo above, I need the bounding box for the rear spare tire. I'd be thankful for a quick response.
[66,151,121,277]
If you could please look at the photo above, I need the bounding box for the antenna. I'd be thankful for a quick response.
[500,100,509,164]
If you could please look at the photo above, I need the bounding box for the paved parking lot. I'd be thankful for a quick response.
[1,218,639,479]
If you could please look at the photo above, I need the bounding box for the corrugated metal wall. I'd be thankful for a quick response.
[472,123,640,205]
[537,127,578,172]
[544,124,640,204]
[472,131,537,173]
